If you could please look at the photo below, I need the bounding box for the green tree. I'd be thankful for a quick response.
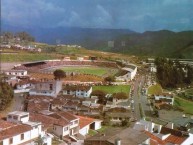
[91,90,107,104]
[121,119,130,127]
[53,69,66,80]
[15,31,35,42]
[0,82,14,111]
[104,76,115,84]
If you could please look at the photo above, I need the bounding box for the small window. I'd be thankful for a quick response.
[21,134,24,140]
[49,84,53,90]
[9,138,13,144]
[8,115,12,119]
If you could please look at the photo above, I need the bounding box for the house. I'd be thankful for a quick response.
[37,111,80,138]
[3,75,19,87]
[4,70,28,77]
[63,85,92,98]
[106,112,131,125]
[134,120,193,145]
[154,93,174,105]
[29,80,62,97]
[14,79,36,93]
[77,115,102,136]
[51,98,67,110]
[115,65,137,82]
[0,111,52,145]
[84,127,149,145]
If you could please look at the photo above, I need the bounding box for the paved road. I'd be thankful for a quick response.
[132,76,142,120]
[132,75,152,120]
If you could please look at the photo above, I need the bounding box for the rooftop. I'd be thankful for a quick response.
[0,124,32,140]
[86,128,148,145]
[8,111,29,117]
[77,115,96,129]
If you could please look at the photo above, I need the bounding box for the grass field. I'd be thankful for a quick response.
[174,96,193,115]
[186,89,193,95]
[148,84,163,95]
[60,66,118,76]
[93,85,130,94]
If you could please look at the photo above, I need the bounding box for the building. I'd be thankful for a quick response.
[115,65,137,82]
[154,93,174,105]
[134,120,193,145]
[0,111,52,145]
[63,85,92,98]
[4,70,28,77]
[77,116,102,136]
[29,80,62,97]
[84,127,149,145]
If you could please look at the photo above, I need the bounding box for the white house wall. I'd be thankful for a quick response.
[2,130,37,145]
[79,125,90,136]
[94,121,102,130]
[181,133,193,145]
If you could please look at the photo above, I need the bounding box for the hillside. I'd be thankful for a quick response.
[2,24,134,45]
[109,30,193,58]
[2,24,193,58]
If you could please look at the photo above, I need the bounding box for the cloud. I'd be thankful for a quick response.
[1,0,193,32]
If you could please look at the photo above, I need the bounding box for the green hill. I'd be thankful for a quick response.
[94,30,193,59]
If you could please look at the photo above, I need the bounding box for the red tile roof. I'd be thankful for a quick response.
[57,111,78,121]
[76,115,95,129]
[145,127,189,145]
[27,101,50,112]
[165,134,187,144]
[0,124,32,140]
[30,113,68,129]
[145,131,166,145]
[0,120,15,129]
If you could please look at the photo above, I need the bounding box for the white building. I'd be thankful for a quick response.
[154,93,174,105]
[63,86,92,98]
[0,111,52,145]
[78,116,102,136]
[116,65,137,82]
[4,70,28,77]
[29,80,62,97]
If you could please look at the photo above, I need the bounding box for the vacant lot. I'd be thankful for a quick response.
[93,85,130,94]
[174,96,193,115]
[148,84,163,95]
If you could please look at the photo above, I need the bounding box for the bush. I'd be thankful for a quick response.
[0,82,14,111]
[113,92,128,99]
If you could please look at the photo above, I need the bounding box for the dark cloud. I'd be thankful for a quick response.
[2,0,193,32]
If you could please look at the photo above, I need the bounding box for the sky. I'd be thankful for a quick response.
[1,0,193,32]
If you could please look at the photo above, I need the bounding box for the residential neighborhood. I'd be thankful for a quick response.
[1,1,193,144]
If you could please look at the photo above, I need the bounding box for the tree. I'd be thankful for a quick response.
[113,92,128,100]
[15,31,35,42]
[121,119,130,127]
[184,65,193,84]
[53,69,66,80]
[0,82,14,111]
[104,76,115,84]
[91,90,107,104]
